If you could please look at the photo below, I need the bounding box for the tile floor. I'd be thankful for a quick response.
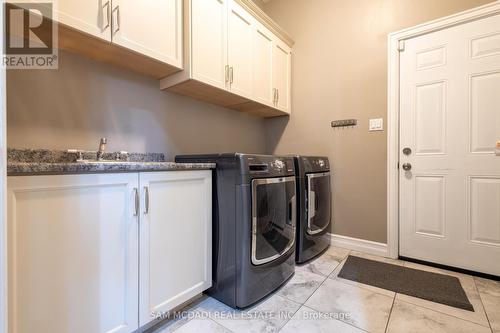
[151,247,500,333]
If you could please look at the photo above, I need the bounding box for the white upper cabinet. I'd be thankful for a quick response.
[111,0,183,67]
[161,0,293,117]
[138,171,212,327]
[273,40,291,113]
[34,0,183,74]
[191,0,228,89]
[53,0,111,41]
[227,0,254,99]
[252,23,274,106]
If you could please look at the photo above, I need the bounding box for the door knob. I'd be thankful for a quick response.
[402,163,412,171]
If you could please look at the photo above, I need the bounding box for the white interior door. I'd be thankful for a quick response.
[111,0,182,67]
[399,13,500,276]
[139,171,212,327]
[7,174,139,333]
[227,0,254,99]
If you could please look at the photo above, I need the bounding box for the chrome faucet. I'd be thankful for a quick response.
[97,138,107,161]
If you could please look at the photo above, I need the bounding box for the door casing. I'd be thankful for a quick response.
[387,1,500,259]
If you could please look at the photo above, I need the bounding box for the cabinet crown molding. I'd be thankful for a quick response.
[236,0,294,47]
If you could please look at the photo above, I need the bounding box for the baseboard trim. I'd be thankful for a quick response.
[329,233,389,258]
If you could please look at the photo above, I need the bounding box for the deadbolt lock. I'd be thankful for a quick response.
[403,147,412,155]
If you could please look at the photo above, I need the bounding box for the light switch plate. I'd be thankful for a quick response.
[369,118,384,131]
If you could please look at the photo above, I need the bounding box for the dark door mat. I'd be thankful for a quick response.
[338,255,474,311]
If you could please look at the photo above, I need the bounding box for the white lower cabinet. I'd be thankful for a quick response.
[7,170,212,333]
[7,173,139,333]
[139,171,212,326]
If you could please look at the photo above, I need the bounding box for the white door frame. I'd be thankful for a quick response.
[387,1,500,259]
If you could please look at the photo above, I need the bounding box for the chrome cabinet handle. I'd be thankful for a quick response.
[102,1,110,30]
[225,65,229,84]
[112,5,120,35]
[143,186,149,215]
[133,188,139,216]
[276,89,279,105]
[402,163,412,171]
[273,88,277,105]
[229,67,234,84]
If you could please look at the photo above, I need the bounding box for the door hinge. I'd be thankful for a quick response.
[398,40,405,52]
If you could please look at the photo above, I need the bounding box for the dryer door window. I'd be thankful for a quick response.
[251,176,296,266]
[306,172,331,235]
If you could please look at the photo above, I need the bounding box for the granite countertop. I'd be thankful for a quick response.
[7,149,216,176]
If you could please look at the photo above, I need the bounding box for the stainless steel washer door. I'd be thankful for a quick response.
[306,172,331,235]
[251,176,296,266]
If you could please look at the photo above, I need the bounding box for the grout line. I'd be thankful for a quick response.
[396,298,491,329]
[384,293,397,333]
[473,277,494,332]
[175,249,352,333]
[392,280,492,329]
[275,296,303,332]
[167,317,194,333]
[284,250,384,333]
[278,250,352,332]
[277,255,344,331]
[295,304,371,333]
[208,318,236,333]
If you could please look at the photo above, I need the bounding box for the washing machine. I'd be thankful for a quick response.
[294,156,331,263]
[175,153,296,308]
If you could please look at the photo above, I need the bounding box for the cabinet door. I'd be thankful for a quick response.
[7,174,139,333]
[191,0,228,89]
[111,0,183,68]
[253,23,274,106]
[273,40,292,113]
[139,171,212,326]
[227,0,254,98]
[53,0,111,41]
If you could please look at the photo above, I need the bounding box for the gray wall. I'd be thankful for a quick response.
[7,51,267,159]
[7,0,493,245]
[262,0,492,243]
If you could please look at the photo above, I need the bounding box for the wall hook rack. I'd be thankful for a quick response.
[331,119,357,128]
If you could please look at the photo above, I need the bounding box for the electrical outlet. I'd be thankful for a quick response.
[369,118,384,131]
